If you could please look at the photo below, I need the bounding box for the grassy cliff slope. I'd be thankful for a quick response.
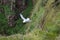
[0,0,60,40]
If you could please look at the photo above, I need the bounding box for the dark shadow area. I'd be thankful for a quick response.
[0,0,33,36]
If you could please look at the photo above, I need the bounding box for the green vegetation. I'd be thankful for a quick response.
[0,0,60,40]
[0,0,33,35]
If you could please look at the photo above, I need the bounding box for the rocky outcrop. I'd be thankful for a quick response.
[7,15,18,27]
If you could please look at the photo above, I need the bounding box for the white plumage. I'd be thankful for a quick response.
[20,13,31,23]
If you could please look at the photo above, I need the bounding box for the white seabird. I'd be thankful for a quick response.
[20,13,31,23]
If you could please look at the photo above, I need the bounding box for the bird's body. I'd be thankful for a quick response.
[20,13,31,23]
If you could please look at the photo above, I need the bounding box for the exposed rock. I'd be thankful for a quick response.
[0,7,4,13]
[15,0,27,12]
[7,15,17,27]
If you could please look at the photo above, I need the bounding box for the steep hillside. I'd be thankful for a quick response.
[0,0,60,40]
[0,0,33,35]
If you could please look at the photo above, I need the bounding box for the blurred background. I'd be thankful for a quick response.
[0,0,60,40]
